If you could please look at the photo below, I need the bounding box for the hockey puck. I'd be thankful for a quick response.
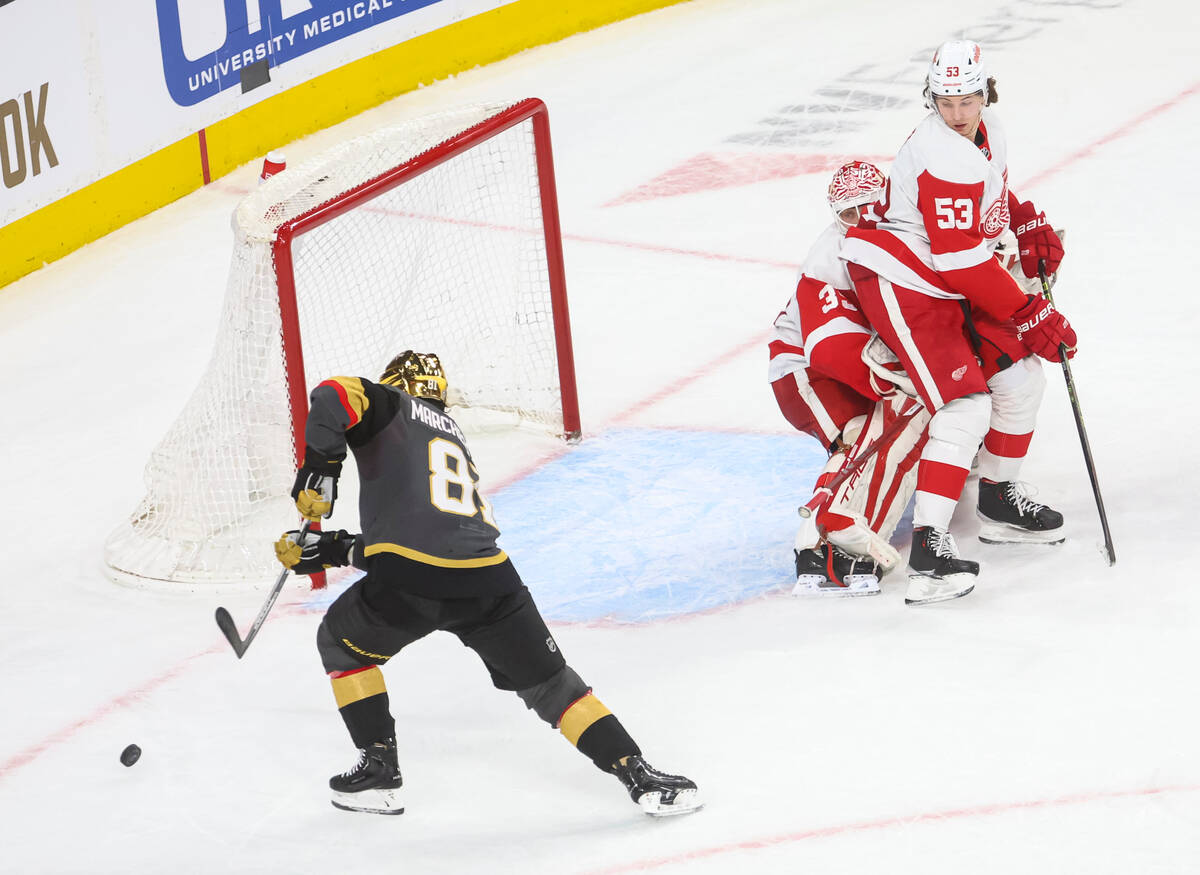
[120,744,142,767]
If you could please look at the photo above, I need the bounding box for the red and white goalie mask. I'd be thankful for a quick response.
[827,161,886,232]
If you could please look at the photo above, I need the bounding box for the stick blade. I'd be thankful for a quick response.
[214,606,249,658]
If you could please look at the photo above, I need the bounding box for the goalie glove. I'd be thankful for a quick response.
[291,447,344,521]
[274,529,356,575]
[1013,294,1077,362]
[1009,198,1064,278]
[861,335,917,399]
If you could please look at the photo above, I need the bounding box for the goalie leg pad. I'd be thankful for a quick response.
[820,396,931,572]
[794,420,865,553]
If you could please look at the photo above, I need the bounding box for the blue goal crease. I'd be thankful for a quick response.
[493,428,825,623]
[300,428,828,624]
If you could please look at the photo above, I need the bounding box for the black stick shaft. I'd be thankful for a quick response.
[1038,262,1116,565]
[215,519,311,658]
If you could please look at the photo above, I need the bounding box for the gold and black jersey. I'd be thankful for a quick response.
[306,376,506,572]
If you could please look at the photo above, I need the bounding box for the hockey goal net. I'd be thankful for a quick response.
[105,98,579,589]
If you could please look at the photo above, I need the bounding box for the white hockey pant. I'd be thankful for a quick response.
[914,392,992,530]
[976,356,1045,483]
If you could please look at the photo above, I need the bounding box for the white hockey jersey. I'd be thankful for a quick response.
[768,223,875,400]
[841,107,1027,320]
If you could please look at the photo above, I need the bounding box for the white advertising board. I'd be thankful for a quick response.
[0,0,515,226]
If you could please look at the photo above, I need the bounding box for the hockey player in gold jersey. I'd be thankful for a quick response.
[275,351,701,817]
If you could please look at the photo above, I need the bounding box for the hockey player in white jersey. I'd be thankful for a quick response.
[841,40,1077,606]
[769,162,931,597]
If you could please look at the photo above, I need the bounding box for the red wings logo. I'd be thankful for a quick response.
[981,196,1009,238]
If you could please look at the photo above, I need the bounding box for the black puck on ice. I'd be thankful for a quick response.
[120,744,142,767]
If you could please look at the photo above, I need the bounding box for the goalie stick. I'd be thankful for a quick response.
[1039,262,1116,565]
[215,520,311,658]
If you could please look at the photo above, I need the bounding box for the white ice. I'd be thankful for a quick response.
[3,0,1199,872]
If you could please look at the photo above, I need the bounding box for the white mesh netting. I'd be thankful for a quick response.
[105,100,571,588]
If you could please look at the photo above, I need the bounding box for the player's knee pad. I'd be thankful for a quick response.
[927,392,991,461]
[317,619,372,674]
[986,356,1045,433]
[516,665,590,727]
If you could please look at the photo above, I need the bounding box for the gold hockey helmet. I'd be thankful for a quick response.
[380,350,448,403]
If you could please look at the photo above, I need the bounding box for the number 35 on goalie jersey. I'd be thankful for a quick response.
[305,376,507,569]
[768,223,876,399]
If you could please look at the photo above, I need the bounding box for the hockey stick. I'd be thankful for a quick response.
[1038,262,1116,565]
[214,520,311,658]
[798,401,925,521]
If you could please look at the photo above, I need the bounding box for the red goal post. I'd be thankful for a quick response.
[275,98,580,462]
[105,98,580,590]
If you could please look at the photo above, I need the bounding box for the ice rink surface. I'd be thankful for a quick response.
[3,0,1199,871]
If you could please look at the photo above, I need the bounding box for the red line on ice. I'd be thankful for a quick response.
[605,330,771,427]
[563,232,797,269]
[210,182,800,269]
[587,783,1200,874]
[1019,80,1200,191]
[0,649,221,782]
[5,81,1196,785]
[605,152,894,206]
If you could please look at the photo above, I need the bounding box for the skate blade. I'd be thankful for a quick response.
[331,787,404,815]
[904,572,975,606]
[638,789,704,817]
[792,575,880,598]
[977,514,1065,545]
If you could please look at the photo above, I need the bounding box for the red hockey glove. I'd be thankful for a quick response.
[1013,294,1077,362]
[1009,198,1064,278]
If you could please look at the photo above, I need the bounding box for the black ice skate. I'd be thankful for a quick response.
[792,544,881,597]
[612,756,702,817]
[905,526,979,606]
[330,738,403,815]
[977,479,1065,545]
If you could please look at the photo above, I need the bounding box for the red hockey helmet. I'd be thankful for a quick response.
[827,161,886,231]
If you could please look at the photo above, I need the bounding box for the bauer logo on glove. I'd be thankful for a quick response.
[1012,294,1077,362]
[1009,198,1064,278]
[275,529,356,575]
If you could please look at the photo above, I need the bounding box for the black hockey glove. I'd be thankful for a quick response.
[274,529,357,575]
[291,447,344,521]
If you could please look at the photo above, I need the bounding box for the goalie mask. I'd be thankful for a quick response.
[924,39,988,106]
[380,350,448,404]
[827,161,886,232]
